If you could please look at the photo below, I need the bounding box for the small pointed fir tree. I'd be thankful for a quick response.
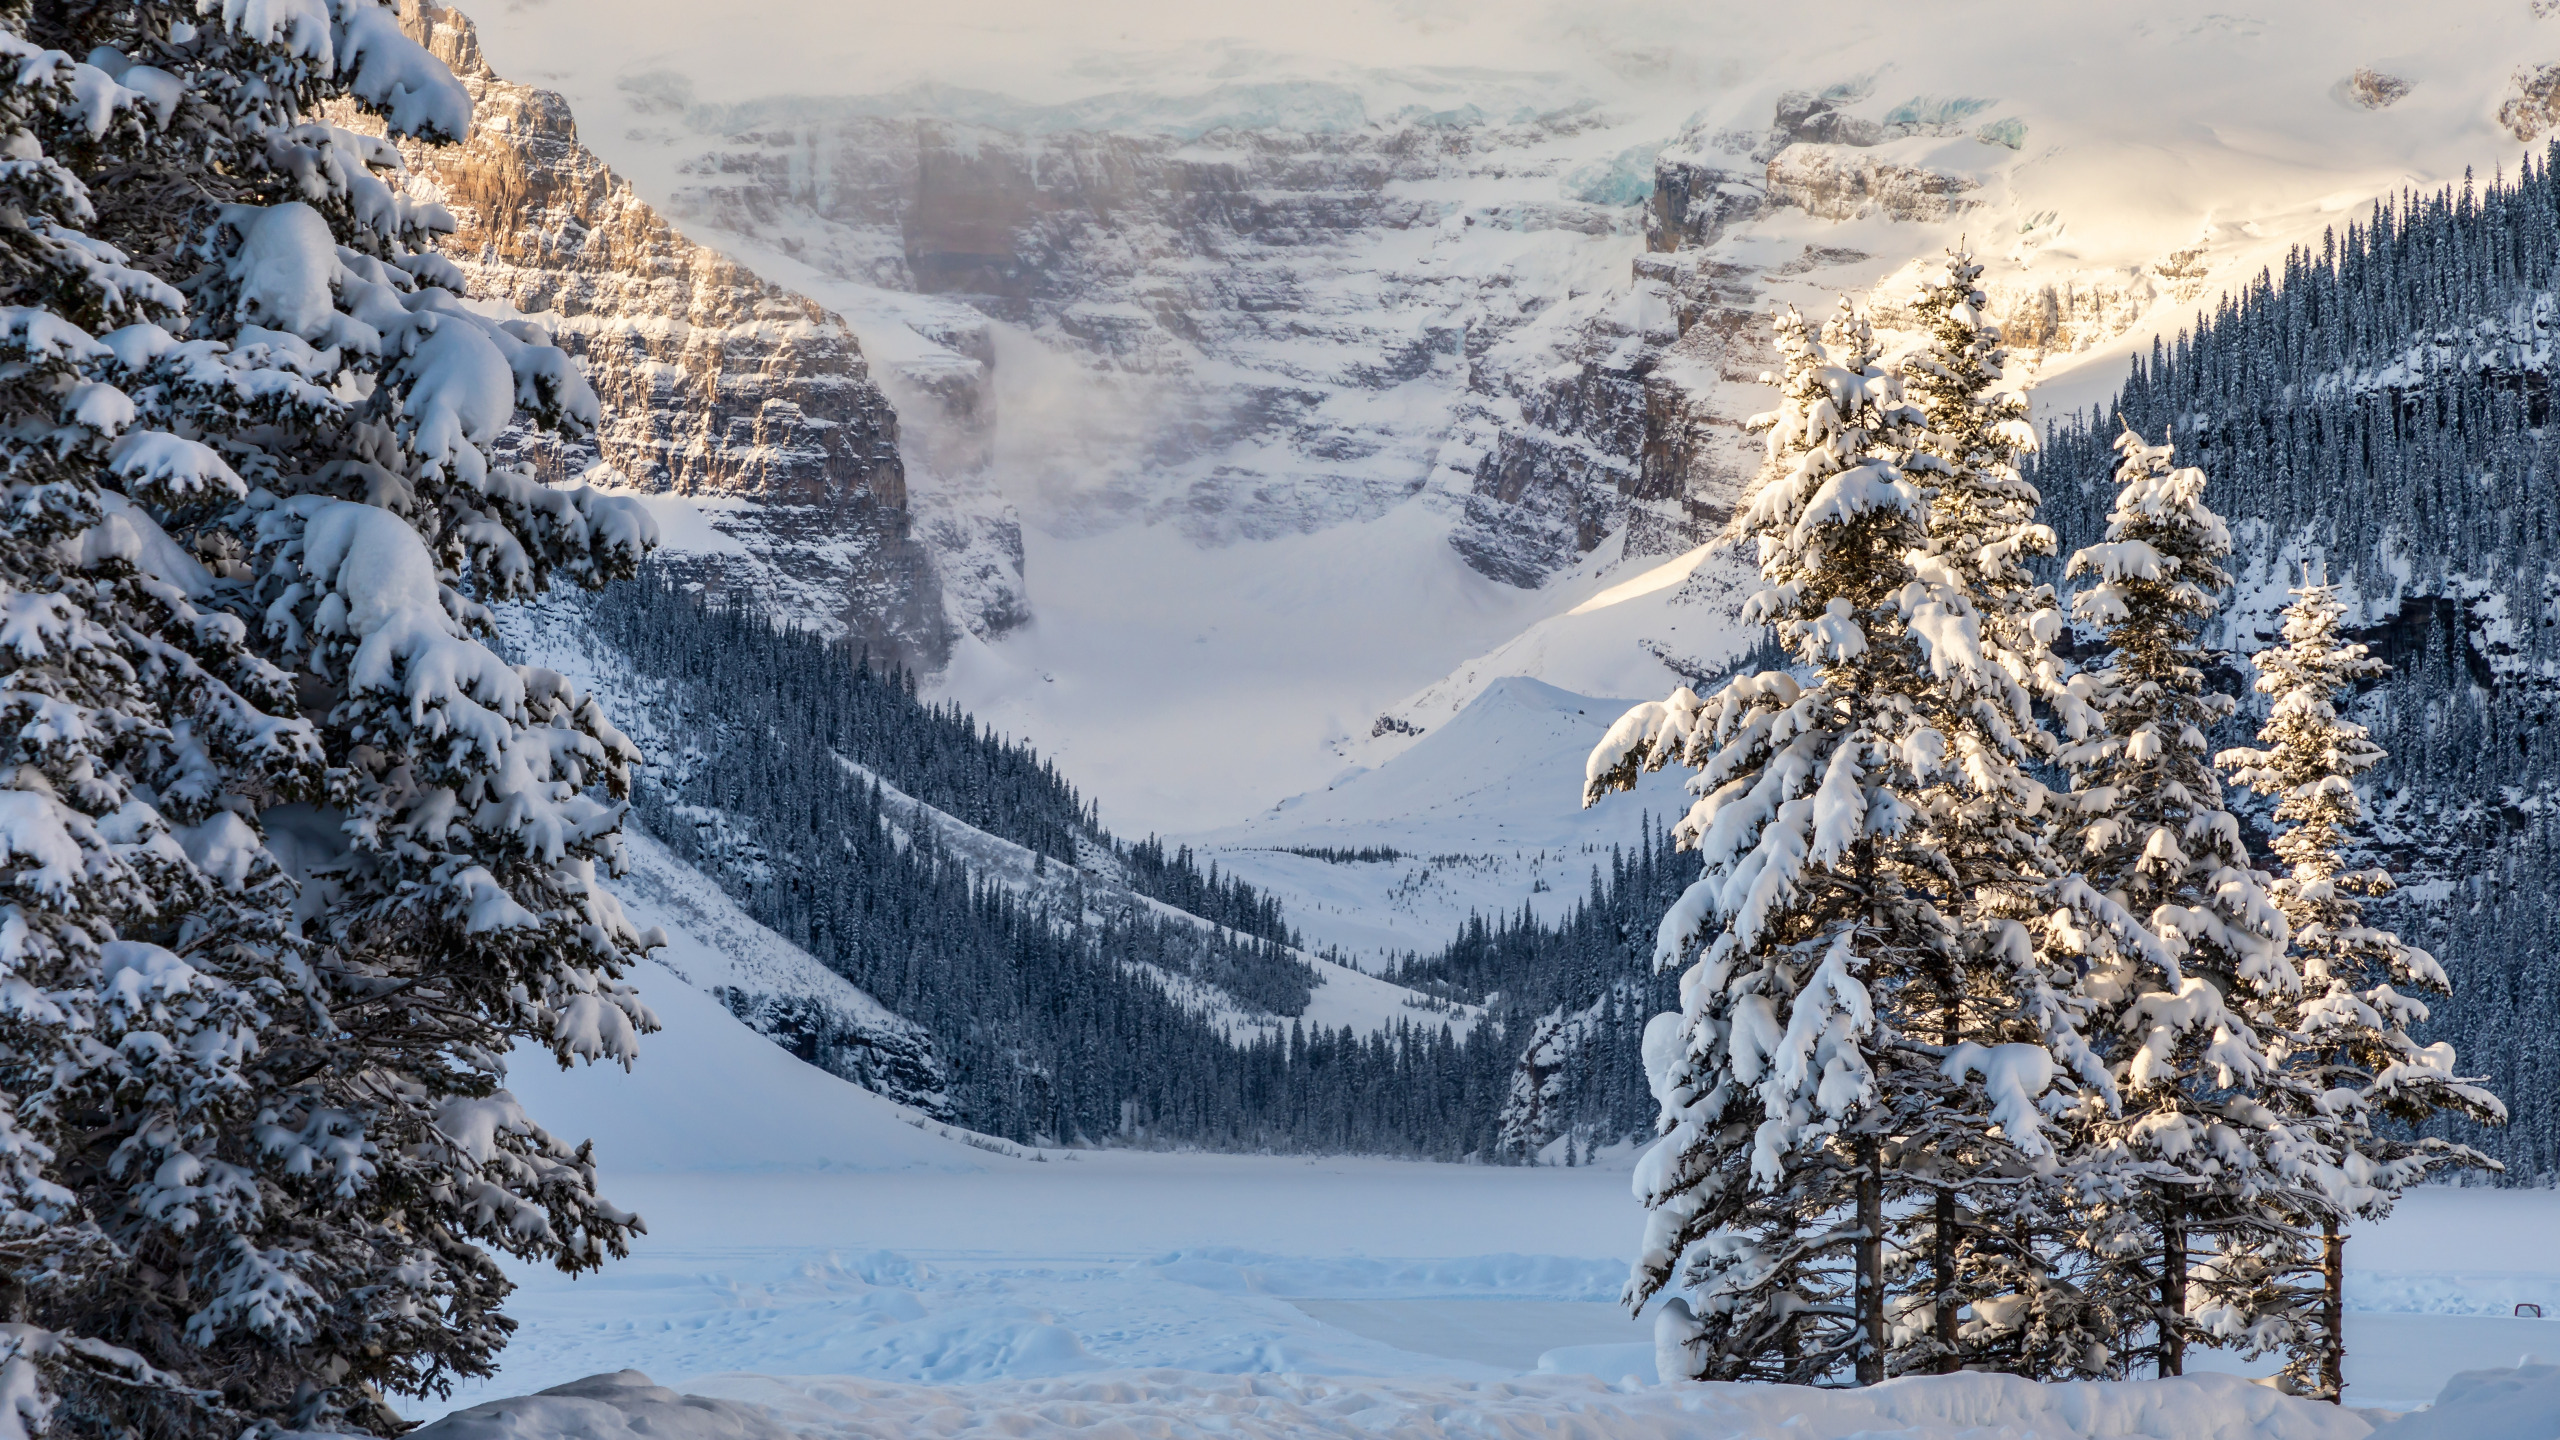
[2218,576,2504,1400]
[2055,426,2305,1379]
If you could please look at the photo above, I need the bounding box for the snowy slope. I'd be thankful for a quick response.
[1355,541,1761,756]
[1189,675,1699,967]
[613,831,918,1055]
[837,752,1478,1034]
[500,958,1006,1174]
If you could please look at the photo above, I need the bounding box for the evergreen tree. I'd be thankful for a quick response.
[2054,428,2299,1380]
[1,27,331,1428]
[2218,577,2504,1400]
[2024,149,2560,1185]
[1590,299,2106,1385]
[3,0,662,1430]
[1891,248,2125,1379]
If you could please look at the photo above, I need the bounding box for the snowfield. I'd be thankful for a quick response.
[416,1368,2381,1440]
[423,955,2560,1435]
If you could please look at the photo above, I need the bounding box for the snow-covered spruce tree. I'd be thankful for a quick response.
[3,0,662,1431]
[2217,578,2503,1400]
[1887,248,2133,1379]
[2,17,338,1433]
[2055,427,2304,1380]
[1589,299,2105,1385]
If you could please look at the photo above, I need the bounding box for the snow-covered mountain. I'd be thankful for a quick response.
[1192,676,1695,969]
[369,0,2560,1168]
[454,0,2560,843]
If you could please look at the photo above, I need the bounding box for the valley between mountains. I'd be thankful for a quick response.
[328,0,2560,1428]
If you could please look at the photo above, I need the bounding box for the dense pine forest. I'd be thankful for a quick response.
[573,576,1545,1152]
[583,578,1297,945]
[1396,822,1695,1156]
[2033,147,2560,1179]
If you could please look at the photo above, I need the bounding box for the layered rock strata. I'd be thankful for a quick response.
[371,3,962,669]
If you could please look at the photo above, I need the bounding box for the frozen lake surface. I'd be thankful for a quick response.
[411,971,2560,1434]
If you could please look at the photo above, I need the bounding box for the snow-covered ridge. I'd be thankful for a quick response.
[838,753,1483,1036]
[501,594,1467,1047]
[1191,676,1698,969]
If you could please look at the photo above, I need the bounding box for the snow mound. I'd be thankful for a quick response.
[2370,1360,2560,1439]
[500,957,1000,1175]
[419,1367,2370,1440]
[411,1372,791,1440]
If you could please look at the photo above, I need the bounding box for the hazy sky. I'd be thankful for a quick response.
[476,0,1776,107]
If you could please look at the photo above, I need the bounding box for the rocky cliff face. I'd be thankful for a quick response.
[636,103,1685,583]
[372,3,981,670]
[617,71,2162,600]
[398,34,2184,658]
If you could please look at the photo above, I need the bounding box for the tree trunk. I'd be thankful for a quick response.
[1857,1138,1886,1386]
[1934,1188,1959,1371]
[1934,989,1960,1372]
[2158,1194,2186,1378]
[2322,1219,2345,1403]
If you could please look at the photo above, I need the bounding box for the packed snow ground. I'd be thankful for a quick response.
[419,1368,2381,1440]
[418,962,2560,1432]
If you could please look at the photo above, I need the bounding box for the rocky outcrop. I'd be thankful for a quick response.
[2503,63,2560,142]
[1627,252,1780,537]
[1647,152,1764,253]
[2349,68,2411,110]
[370,3,963,669]
[1764,142,1980,223]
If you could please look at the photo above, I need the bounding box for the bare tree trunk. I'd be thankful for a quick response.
[2158,1194,2186,1378]
[2322,1219,2346,1403]
[1858,1138,1886,1386]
